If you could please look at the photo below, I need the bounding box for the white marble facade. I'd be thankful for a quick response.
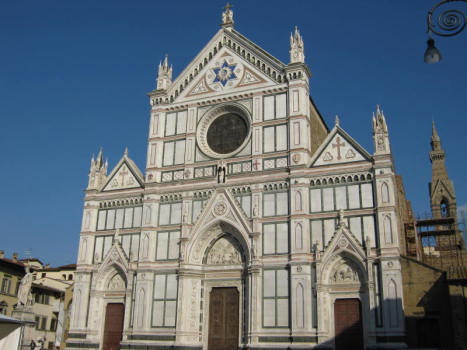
[67,8,405,350]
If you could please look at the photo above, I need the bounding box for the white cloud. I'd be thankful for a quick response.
[457,203,467,218]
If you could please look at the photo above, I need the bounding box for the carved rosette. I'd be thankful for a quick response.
[213,201,227,216]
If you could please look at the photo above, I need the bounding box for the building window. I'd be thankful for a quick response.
[97,206,143,231]
[310,215,376,249]
[162,140,186,166]
[50,318,57,331]
[263,191,288,217]
[192,199,206,222]
[34,292,50,305]
[263,93,287,120]
[1,278,11,295]
[93,235,113,263]
[310,182,374,213]
[165,110,187,136]
[440,198,449,217]
[234,193,251,217]
[121,233,140,261]
[152,274,178,327]
[156,231,180,260]
[263,124,287,153]
[35,316,47,330]
[158,202,182,226]
[0,301,7,314]
[263,269,289,327]
[263,223,288,255]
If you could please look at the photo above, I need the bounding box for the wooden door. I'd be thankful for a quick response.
[334,298,363,350]
[102,303,124,350]
[208,287,239,350]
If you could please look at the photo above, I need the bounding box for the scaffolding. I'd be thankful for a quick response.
[416,216,466,280]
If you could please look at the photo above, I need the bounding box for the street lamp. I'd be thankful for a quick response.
[424,0,466,63]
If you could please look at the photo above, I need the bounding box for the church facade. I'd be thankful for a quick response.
[67,7,406,350]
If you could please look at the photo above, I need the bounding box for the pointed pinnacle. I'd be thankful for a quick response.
[376,104,382,115]
[432,120,440,141]
[335,115,340,126]
[124,147,129,157]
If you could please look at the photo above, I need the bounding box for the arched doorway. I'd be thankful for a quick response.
[203,234,245,350]
[185,218,250,350]
[101,269,127,350]
[319,253,368,350]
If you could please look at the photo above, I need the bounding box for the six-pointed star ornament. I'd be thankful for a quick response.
[212,60,237,86]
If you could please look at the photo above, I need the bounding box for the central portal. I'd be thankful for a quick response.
[208,287,239,350]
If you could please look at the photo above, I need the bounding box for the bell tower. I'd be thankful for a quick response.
[429,122,457,220]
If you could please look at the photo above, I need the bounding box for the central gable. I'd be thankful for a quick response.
[167,28,287,104]
[178,47,277,102]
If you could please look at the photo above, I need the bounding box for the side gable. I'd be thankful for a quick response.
[101,155,144,192]
[309,125,372,167]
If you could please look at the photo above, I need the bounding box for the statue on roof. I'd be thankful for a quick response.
[222,3,234,27]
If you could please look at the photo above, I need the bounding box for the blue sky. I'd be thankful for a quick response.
[1,0,466,266]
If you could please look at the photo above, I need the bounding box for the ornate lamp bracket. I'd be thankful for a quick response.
[427,0,466,37]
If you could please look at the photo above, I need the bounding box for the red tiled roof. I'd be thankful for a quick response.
[0,257,25,268]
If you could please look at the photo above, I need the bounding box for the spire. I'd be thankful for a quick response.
[87,148,107,190]
[372,105,391,155]
[156,54,173,90]
[96,147,104,168]
[431,120,441,151]
[289,26,305,63]
[335,115,340,127]
[124,147,129,157]
[221,3,234,28]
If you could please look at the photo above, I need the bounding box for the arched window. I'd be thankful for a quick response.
[440,198,449,217]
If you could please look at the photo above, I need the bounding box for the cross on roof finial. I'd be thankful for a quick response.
[222,2,234,28]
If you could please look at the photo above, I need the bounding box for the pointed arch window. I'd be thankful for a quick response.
[440,198,449,217]
[381,182,390,203]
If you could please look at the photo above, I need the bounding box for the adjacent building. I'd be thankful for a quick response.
[0,251,26,317]
[0,251,75,350]
[398,124,467,350]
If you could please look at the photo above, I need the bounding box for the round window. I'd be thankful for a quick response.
[196,104,252,159]
[206,113,248,154]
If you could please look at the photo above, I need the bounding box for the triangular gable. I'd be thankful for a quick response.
[310,125,371,167]
[191,189,252,235]
[101,156,144,192]
[430,179,455,200]
[179,46,275,101]
[99,239,129,274]
[322,221,366,264]
[167,28,286,103]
